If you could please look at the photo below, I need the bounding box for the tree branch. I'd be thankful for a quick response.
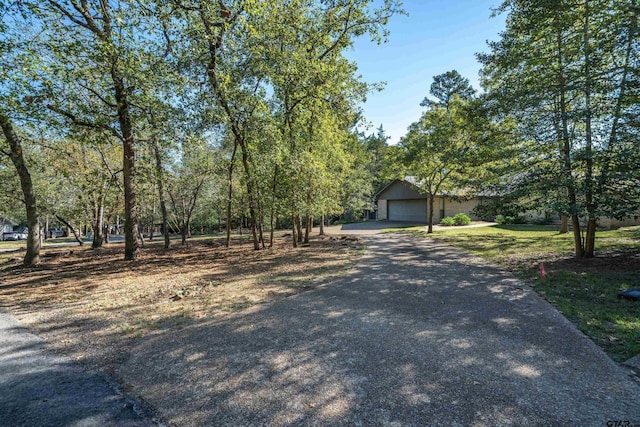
[78,81,117,108]
[47,104,122,141]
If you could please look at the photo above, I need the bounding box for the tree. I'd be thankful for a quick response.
[33,1,172,260]
[397,88,516,233]
[480,0,640,258]
[166,137,218,245]
[46,134,122,248]
[0,111,41,265]
[420,70,476,109]
[170,0,402,249]
[363,125,390,194]
[1,4,42,266]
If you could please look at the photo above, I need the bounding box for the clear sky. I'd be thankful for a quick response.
[347,1,506,144]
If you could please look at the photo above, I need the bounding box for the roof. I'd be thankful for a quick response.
[375,177,488,199]
[0,215,18,226]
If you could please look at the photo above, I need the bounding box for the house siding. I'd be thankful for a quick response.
[444,198,480,221]
[597,216,640,229]
[0,216,17,233]
[377,180,427,201]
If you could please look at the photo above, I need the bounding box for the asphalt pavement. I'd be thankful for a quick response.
[0,312,154,426]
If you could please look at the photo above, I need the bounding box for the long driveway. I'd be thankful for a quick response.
[117,233,640,426]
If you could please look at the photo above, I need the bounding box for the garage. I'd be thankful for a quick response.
[388,199,428,222]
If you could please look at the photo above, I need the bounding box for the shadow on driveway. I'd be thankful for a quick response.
[0,313,153,426]
[115,233,640,426]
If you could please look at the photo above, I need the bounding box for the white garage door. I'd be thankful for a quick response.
[388,199,428,222]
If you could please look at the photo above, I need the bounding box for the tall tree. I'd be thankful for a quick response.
[1,4,42,266]
[34,0,169,260]
[397,95,509,233]
[0,111,41,265]
[480,0,640,258]
[420,69,476,109]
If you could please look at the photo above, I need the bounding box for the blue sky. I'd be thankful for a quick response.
[347,1,506,144]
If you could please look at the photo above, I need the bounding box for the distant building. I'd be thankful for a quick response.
[0,215,18,233]
[375,178,482,222]
[375,178,640,229]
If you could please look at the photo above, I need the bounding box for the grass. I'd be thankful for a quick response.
[397,224,640,363]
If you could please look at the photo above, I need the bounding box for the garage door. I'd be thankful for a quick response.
[388,199,428,222]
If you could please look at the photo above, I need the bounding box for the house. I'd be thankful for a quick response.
[0,215,18,233]
[375,178,482,222]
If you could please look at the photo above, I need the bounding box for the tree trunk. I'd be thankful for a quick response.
[92,198,104,249]
[269,214,274,248]
[303,215,311,244]
[291,214,298,248]
[427,195,435,233]
[137,218,145,247]
[0,110,40,266]
[554,15,584,258]
[161,196,170,249]
[111,64,139,260]
[560,214,568,234]
[583,0,596,258]
[269,165,278,248]
[319,214,325,236]
[296,215,303,243]
[258,219,265,249]
[149,202,156,241]
[238,143,260,250]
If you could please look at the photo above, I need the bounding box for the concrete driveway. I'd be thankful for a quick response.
[116,233,640,426]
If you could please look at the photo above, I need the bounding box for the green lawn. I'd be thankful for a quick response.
[398,224,640,363]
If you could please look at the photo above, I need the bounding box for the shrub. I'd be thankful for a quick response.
[496,214,526,225]
[440,217,455,226]
[453,213,471,226]
[513,215,527,224]
[472,203,496,221]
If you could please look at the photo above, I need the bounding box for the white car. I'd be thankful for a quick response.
[16,228,28,239]
[2,231,18,241]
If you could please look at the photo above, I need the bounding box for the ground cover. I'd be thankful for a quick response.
[0,233,364,371]
[401,224,640,362]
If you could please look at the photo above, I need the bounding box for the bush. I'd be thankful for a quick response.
[495,214,526,225]
[513,215,527,224]
[440,217,455,226]
[472,203,495,221]
[453,213,471,226]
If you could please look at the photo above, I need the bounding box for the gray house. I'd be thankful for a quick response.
[0,215,17,233]
[375,178,481,222]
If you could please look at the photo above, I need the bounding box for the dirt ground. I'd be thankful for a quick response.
[0,234,364,373]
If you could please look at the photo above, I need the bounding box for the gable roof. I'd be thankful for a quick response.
[0,215,17,226]
[375,177,485,199]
